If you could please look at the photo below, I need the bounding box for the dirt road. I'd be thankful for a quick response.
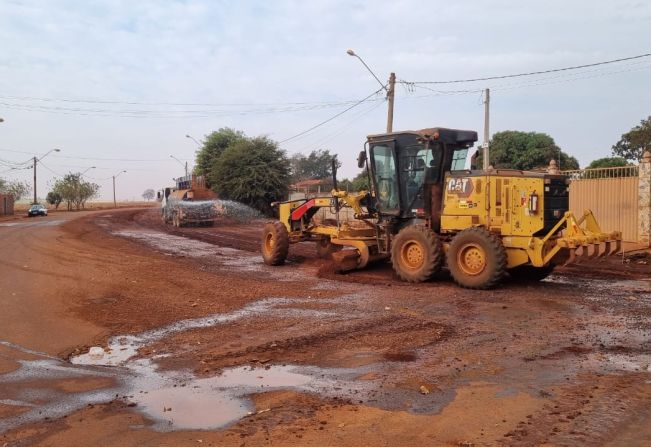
[1,209,650,446]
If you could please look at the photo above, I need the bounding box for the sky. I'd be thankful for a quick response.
[0,0,650,201]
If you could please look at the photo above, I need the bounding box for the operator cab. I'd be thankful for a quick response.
[365,127,477,219]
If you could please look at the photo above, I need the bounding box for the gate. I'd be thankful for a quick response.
[563,166,639,242]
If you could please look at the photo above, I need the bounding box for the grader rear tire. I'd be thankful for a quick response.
[391,226,443,283]
[261,221,289,266]
[447,227,507,289]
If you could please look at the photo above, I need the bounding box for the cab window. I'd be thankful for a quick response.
[451,148,469,171]
[371,144,399,213]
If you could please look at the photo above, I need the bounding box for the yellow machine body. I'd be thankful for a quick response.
[441,171,621,268]
[263,127,622,288]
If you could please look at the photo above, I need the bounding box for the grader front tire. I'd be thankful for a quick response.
[391,226,443,283]
[261,221,289,266]
[447,227,507,289]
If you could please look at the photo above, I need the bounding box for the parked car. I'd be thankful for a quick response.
[27,204,48,217]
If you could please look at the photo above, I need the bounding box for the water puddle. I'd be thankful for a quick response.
[72,296,350,367]
[111,230,306,281]
[544,274,651,304]
[0,296,379,433]
[0,219,64,228]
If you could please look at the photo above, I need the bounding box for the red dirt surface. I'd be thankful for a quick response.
[1,208,649,446]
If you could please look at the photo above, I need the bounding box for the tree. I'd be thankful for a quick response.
[0,179,30,201]
[612,116,651,161]
[51,173,100,210]
[46,191,63,209]
[142,188,155,201]
[587,156,629,169]
[289,149,341,182]
[194,128,246,177]
[350,170,370,191]
[210,136,290,215]
[475,131,579,171]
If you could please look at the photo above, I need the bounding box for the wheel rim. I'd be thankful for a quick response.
[457,243,486,276]
[264,232,275,255]
[400,240,425,270]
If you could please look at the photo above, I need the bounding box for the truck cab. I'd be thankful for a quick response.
[365,128,477,229]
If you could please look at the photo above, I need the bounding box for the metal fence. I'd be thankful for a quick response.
[562,165,639,180]
[562,166,639,242]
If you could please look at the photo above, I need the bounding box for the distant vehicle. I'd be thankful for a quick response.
[27,204,48,217]
[159,174,219,227]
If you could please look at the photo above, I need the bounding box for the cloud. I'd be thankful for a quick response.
[0,0,649,199]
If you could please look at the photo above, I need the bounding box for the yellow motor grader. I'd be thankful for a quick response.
[261,127,621,289]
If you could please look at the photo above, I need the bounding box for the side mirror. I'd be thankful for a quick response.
[357,150,367,169]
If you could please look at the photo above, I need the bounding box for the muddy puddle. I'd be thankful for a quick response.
[0,295,381,433]
[111,229,307,281]
[544,274,650,299]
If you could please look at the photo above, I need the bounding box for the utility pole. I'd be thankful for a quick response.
[482,88,490,170]
[347,50,396,133]
[386,72,396,133]
[33,156,37,204]
[112,170,126,208]
[185,161,188,177]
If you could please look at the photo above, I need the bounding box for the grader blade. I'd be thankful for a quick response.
[332,250,361,273]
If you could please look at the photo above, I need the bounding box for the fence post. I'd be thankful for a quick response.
[639,150,651,246]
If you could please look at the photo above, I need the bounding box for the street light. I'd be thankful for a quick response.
[170,154,188,176]
[347,49,395,132]
[185,134,201,147]
[81,166,96,176]
[33,148,61,204]
[112,170,127,208]
[346,49,388,92]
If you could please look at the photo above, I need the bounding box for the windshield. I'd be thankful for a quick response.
[400,144,442,210]
[370,144,399,213]
[451,148,469,170]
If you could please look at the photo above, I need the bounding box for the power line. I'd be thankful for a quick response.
[0,94,373,108]
[405,52,651,84]
[279,87,385,144]
[0,148,191,162]
[292,99,386,152]
[398,61,651,99]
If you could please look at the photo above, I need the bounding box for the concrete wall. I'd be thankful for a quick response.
[0,194,15,216]
[639,151,651,246]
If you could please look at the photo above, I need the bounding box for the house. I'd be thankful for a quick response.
[0,193,14,216]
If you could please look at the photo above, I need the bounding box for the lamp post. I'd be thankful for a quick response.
[347,49,395,133]
[170,154,188,176]
[112,170,127,208]
[81,166,96,176]
[33,148,61,204]
[185,134,201,147]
